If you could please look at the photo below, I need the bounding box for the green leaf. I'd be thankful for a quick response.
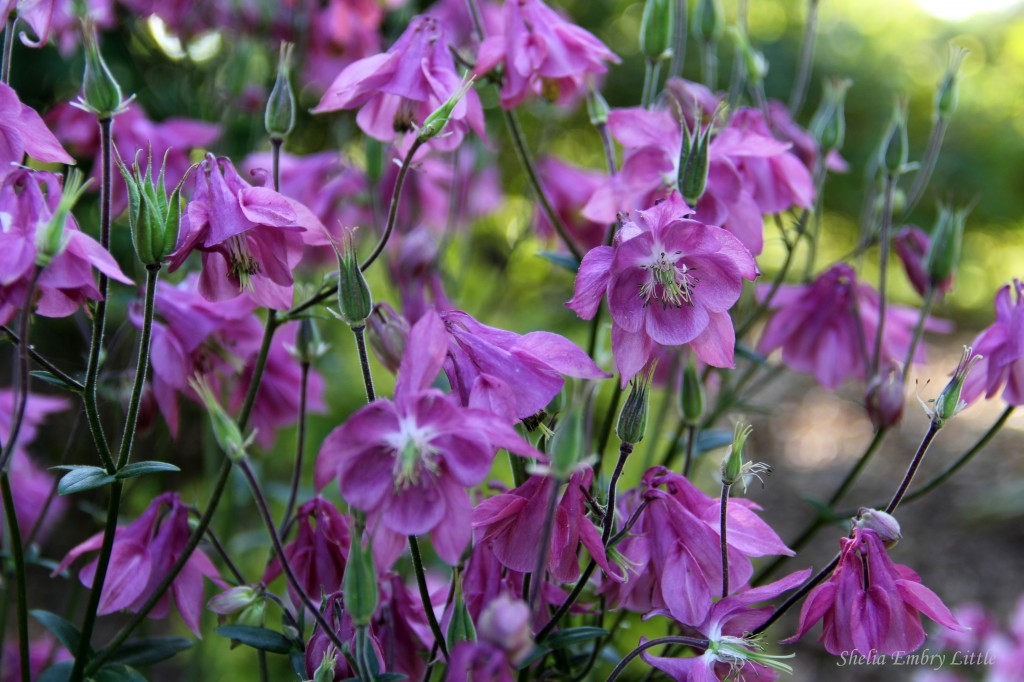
[30,370,83,393]
[545,626,608,649]
[89,664,148,682]
[537,250,581,273]
[215,625,293,654]
[105,637,193,667]
[31,609,88,656]
[114,461,181,480]
[53,466,115,495]
[37,661,73,682]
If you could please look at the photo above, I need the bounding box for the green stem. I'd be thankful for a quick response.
[701,39,718,90]
[720,482,731,598]
[682,424,698,477]
[271,136,283,192]
[668,0,688,79]
[280,361,310,534]
[872,174,896,376]
[0,269,40,475]
[607,636,710,682]
[886,421,941,513]
[361,138,423,272]
[1,473,30,682]
[901,116,949,219]
[535,560,595,643]
[602,442,633,545]
[788,0,821,118]
[409,535,449,660]
[352,325,376,403]
[902,286,936,380]
[1,16,14,84]
[595,382,624,470]
[1,325,83,392]
[116,265,160,468]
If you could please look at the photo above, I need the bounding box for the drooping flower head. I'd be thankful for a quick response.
[474,0,620,109]
[312,14,485,152]
[962,279,1024,406]
[568,192,758,383]
[265,497,350,609]
[315,310,542,564]
[787,525,963,656]
[54,493,222,636]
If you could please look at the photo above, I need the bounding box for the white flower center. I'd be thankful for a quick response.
[386,416,439,490]
[638,248,698,308]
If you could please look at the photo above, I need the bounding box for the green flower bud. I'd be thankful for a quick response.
[721,421,752,486]
[417,75,475,143]
[586,88,610,127]
[616,367,652,446]
[344,537,378,626]
[640,0,675,63]
[921,346,982,428]
[207,585,259,617]
[677,115,712,206]
[190,376,253,461]
[924,202,968,290]
[265,42,296,140]
[680,357,705,425]
[236,600,266,628]
[117,149,192,266]
[36,170,91,268]
[936,45,968,122]
[312,648,337,682]
[548,403,584,480]
[728,25,767,86]
[77,19,128,118]
[879,99,909,176]
[332,230,373,327]
[810,78,852,154]
[445,572,477,649]
[286,317,330,364]
[693,0,723,42]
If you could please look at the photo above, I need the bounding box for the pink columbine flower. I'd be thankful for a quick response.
[788,526,963,656]
[312,14,485,152]
[54,492,222,636]
[315,310,542,565]
[473,467,622,585]
[0,83,74,169]
[962,279,1024,406]
[0,168,132,325]
[474,0,619,109]
[758,263,950,391]
[167,153,326,310]
[441,309,609,422]
[567,192,758,384]
[893,225,939,299]
[642,570,812,682]
[265,497,350,609]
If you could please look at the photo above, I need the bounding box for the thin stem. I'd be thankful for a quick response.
[408,535,449,660]
[1,473,30,682]
[116,265,160,469]
[280,361,310,534]
[361,138,423,272]
[872,174,896,376]
[535,560,595,643]
[668,0,688,79]
[595,382,624,470]
[788,0,821,118]
[682,424,697,477]
[239,311,278,426]
[271,137,283,192]
[902,287,936,379]
[529,477,561,610]
[237,457,347,653]
[606,636,711,682]
[352,325,376,403]
[585,306,604,360]
[641,60,654,109]
[596,122,617,176]
[720,482,731,598]
[660,419,686,468]
[700,39,718,91]
[753,554,840,636]
[202,524,246,584]
[901,117,949,219]
[901,406,1014,506]
[0,269,40,475]
[1,325,83,392]
[602,442,633,544]
[1,15,14,84]
[886,421,941,513]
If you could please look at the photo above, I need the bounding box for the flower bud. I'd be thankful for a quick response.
[332,229,373,327]
[548,403,584,480]
[417,76,475,143]
[36,170,91,268]
[616,367,652,446]
[445,573,477,649]
[344,537,378,626]
[692,0,723,42]
[729,25,767,86]
[208,585,259,616]
[924,202,967,292]
[477,594,532,665]
[855,508,902,546]
[721,421,752,487]
[265,42,296,140]
[879,99,909,176]
[640,0,675,62]
[586,88,610,127]
[77,20,128,118]
[935,45,968,122]
[286,317,329,364]
[190,376,252,461]
[677,116,712,206]
[679,357,704,426]
[810,78,851,154]
[865,363,905,429]
[311,647,337,682]
[921,346,982,427]
[366,303,409,374]
[117,149,191,266]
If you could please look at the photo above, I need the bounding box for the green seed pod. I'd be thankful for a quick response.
[616,370,652,446]
[117,150,192,266]
[935,45,969,122]
[880,99,909,176]
[265,42,296,140]
[810,78,852,154]
[640,0,676,63]
[79,20,127,118]
[925,202,967,290]
[445,572,477,648]
[36,170,91,268]
[333,230,373,327]
[680,357,705,426]
[345,538,379,626]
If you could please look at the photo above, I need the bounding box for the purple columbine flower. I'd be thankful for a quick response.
[315,310,542,565]
[568,192,758,384]
[441,309,609,423]
[53,492,222,636]
[787,526,963,656]
[312,15,486,152]
[375,573,437,679]
[0,83,74,169]
[758,263,951,391]
[0,169,132,325]
[962,279,1024,406]
[167,153,327,310]
[474,0,619,109]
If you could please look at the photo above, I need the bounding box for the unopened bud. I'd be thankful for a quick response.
[880,99,909,176]
[935,45,968,122]
[332,229,373,327]
[287,317,329,364]
[312,648,337,682]
[677,116,712,205]
[721,421,752,486]
[36,169,91,267]
[117,149,191,266]
[693,0,723,42]
[729,25,767,85]
[810,78,851,154]
[417,76,475,143]
[344,538,378,626]
[190,376,252,461]
[865,364,905,429]
[478,594,533,665]
[586,88,610,127]
[265,42,296,140]
[445,572,476,649]
[616,366,652,446]
[921,346,982,427]
[893,226,931,298]
[208,585,259,616]
[77,20,128,118]
[366,303,408,374]
[640,0,675,62]
[680,358,705,425]
[855,508,902,546]
[925,202,968,291]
